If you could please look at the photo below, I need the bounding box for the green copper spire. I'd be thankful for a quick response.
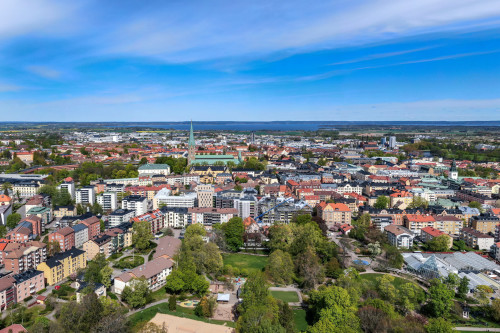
[188,120,195,147]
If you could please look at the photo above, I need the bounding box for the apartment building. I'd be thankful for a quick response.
[153,188,196,209]
[0,275,16,311]
[37,248,87,285]
[96,192,117,212]
[131,209,165,235]
[195,184,214,208]
[76,186,96,205]
[434,215,463,235]
[384,225,415,248]
[317,202,352,226]
[12,269,45,303]
[12,182,39,198]
[160,207,190,228]
[48,227,75,252]
[114,256,174,294]
[57,181,75,198]
[81,216,101,240]
[420,227,453,249]
[138,163,171,176]
[471,214,500,234]
[121,195,147,216]
[188,207,237,226]
[460,227,495,250]
[72,223,89,248]
[108,209,135,228]
[83,235,114,260]
[0,241,47,274]
[403,214,437,236]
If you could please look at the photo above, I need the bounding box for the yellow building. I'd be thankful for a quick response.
[37,248,86,285]
[53,206,77,218]
[189,165,228,184]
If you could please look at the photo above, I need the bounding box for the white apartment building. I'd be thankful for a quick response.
[58,181,75,198]
[121,195,147,216]
[97,192,117,212]
[153,188,196,209]
[76,186,96,205]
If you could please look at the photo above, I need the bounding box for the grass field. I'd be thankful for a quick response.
[113,255,145,269]
[128,302,236,331]
[360,273,423,290]
[293,309,308,332]
[271,291,300,303]
[222,253,268,274]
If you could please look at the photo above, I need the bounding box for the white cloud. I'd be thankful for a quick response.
[0,83,23,92]
[26,66,62,79]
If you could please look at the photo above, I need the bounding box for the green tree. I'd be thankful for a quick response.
[376,274,397,302]
[278,300,296,333]
[0,226,6,238]
[221,217,244,252]
[165,270,186,294]
[122,278,151,308]
[491,299,500,321]
[266,250,294,285]
[408,196,429,209]
[457,276,470,299]
[425,317,453,333]
[308,285,360,333]
[85,253,108,284]
[428,235,451,252]
[133,221,153,251]
[100,265,113,289]
[374,196,389,209]
[428,279,454,317]
[6,213,21,229]
[293,214,312,225]
[267,224,294,253]
[468,201,483,212]
[474,285,493,305]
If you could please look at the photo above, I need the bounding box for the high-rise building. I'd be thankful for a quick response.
[381,137,387,146]
[76,186,95,205]
[449,160,458,180]
[388,136,397,149]
[196,184,214,208]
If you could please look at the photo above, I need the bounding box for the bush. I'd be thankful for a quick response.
[240,268,249,277]
[37,288,47,294]
[169,295,176,311]
[24,296,33,302]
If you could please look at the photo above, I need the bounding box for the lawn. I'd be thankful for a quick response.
[222,253,268,274]
[271,291,300,303]
[113,256,145,269]
[360,273,425,293]
[293,309,308,332]
[128,302,236,331]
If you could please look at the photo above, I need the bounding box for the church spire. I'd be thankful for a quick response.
[189,120,195,148]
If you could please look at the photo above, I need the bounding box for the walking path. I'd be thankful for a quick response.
[454,327,500,332]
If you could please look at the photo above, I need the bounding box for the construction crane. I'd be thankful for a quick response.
[255,197,294,224]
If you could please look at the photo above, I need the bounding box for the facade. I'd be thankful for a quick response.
[0,241,47,274]
[0,275,16,311]
[83,235,113,260]
[138,163,171,176]
[48,227,75,252]
[96,192,117,212]
[131,209,165,235]
[121,195,147,216]
[160,207,190,228]
[108,209,135,228]
[420,227,453,249]
[114,256,174,294]
[317,202,352,226]
[384,225,414,248]
[72,223,89,248]
[234,196,258,220]
[188,207,237,225]
[196,184,214,208]
[53,206,76,218]
[81,216,101,240]
[460,227,495,250]
[471,214,500,234]
[153,188,196,209]
[189,166,229,184]
[403,214,437,236]
[36,248,87,285]
[75,186,96,205]
[12,269,45,302]
[58,181,75,198]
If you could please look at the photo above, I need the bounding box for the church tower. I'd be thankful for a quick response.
[450,160,458,180]
[187,120,196,166]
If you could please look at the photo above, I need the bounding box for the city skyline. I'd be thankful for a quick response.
[1,0,500,121]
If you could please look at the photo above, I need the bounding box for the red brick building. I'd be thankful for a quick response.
[81,216,101,240]
[48,227,75,252]
[0,241,47,274]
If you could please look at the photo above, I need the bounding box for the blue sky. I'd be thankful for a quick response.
[1,0,500,121]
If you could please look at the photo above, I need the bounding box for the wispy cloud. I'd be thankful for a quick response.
[0,83,23,92]
[26,65,62,79]
[329,46,434,66]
